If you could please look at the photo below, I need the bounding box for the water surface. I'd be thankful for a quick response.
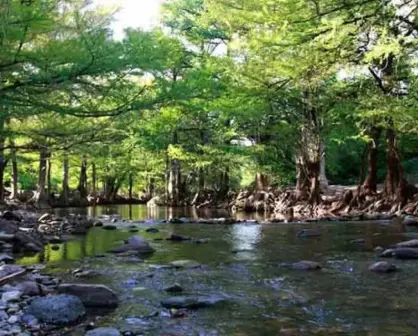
[20,205,418,335]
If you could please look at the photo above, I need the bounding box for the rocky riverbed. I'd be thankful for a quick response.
[3,207,418,335]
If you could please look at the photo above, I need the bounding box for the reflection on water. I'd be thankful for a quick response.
[53,204,271,222]
[18,205,418,335]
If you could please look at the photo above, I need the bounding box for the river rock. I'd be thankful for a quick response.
[1,211,21,222]
[369,261,397,273]
[27,294,85,325]
[296,229,321,238]
[166,233,191,241]
[164,283,183,293]
[145,228,159,233]
[0,265,25,279]
[194,238,209,244]
[0,254,14,264]
[17,281,48,296]
[0,234,15,242]
[1,290,21,302]
[396,239,418,248]
[110,236,155,254]
[161,295,226,309]
[381,247,418,259]
[85,327,121,336]
[111,236,155,253]
[37,213,52,223]
[170,260,200,269]
[280,261,321,271]
[58,284,119,307]
[403,216,418,226]
[103,225,117,231]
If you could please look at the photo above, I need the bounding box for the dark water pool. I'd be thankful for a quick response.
[19,206,418,335]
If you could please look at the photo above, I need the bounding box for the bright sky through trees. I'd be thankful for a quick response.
[95,0,162,39]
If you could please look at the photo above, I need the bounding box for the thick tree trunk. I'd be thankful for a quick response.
[295,92,322,205]
[361,126,382,195]
[60,153,70,206]
[0,116,6,204]
[255,173,268,191]
[9,138,18,200]
[384,120,402,197]
[77,156,88,198]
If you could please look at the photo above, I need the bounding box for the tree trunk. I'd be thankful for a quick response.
[0,116,6,204]
[255,173,268,191]
[384,120,402,198]
[167,131,182,205]
[77,156,88,198]
[128,173,133,200]
[361,126,382,195]
[219,168,229,198]
[319,142,328,189]
[92,162,97,205]
[60,153,70,206]
[295,91,322,205]
[47,157,52,196]
[33,147,49,206]
[9,138,18,200]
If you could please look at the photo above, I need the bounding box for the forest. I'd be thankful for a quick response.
[1,0,418,219]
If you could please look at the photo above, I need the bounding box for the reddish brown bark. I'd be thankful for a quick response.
[361,126,382,195]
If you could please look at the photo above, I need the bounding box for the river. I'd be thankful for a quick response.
[18,205,418,335]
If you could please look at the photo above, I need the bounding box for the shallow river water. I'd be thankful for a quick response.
[18,205,418,335]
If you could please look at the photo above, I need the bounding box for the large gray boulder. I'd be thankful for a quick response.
[27,294,85,325]
[58,284,119,308]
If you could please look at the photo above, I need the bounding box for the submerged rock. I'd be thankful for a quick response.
[102,225,117,231]
[58,284,119,308]
[110,236,155,254]
[381,247,418,259]
[170,260,200,269]
[166,233,191,241]
[296,229,321,238]
[164,283,183,293]
[145,228,159,233]
[85,327,121,336]
[369,261,397,273]
[27,294,85,325]
[280,261,321,271]
[403,216,418,226]
[396,239,418,248]
[161,295,226,309]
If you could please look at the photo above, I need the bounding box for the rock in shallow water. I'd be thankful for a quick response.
[1,290,21,302]
[164,283,183,293]
[380,247,418,259]
[396,239,418,248]
[369,261,397,273]
[170,260,200,269]
[161,296,226,309]
[296,229,321,238]
[85,327,121,336]
[110,236,155,254]
[280,261,321,271]
[58,284,119,308]
[27,294,85,325]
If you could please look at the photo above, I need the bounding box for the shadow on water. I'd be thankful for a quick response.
[18,205,418,335]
